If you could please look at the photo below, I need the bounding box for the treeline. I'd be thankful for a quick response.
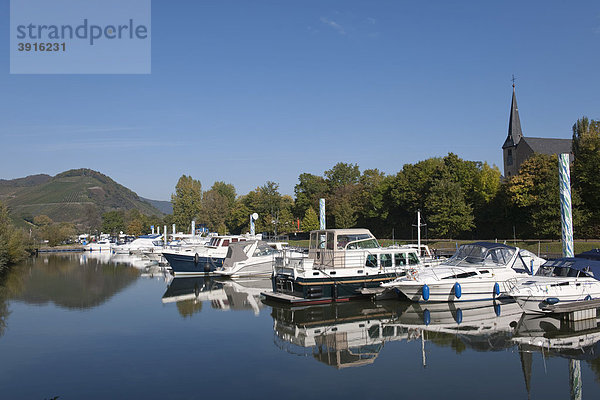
[0,203,31,270]
[104,116,600,240]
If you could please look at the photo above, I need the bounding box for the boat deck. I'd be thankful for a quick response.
[541,298,600,322]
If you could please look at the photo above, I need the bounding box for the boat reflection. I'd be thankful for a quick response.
[512,313,600,399]
[513,312,600,358]
[392,300,524,352]
[162,276,271,317]
[270,300,407,369]
[269,299,527,369]
[80,251,171,281]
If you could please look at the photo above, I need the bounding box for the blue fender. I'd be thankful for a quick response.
[454,282,462,299]
[422,284,430,301]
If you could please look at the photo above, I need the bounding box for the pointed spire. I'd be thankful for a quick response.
[503,82,524,148]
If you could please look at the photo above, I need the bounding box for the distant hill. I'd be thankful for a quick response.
[0,168,165,229]
[140,197,173,214]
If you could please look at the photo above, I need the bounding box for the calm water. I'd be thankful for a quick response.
[1,254,599,399]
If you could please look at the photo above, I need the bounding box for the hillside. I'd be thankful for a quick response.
[0,169,164,229]
[140,196,173,214]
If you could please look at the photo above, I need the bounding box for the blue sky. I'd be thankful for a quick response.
[2,0,600,200]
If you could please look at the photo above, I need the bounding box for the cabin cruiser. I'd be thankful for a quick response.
[262,229,426,305]
[382,242,546,302]
[112,234,165,255]
[505,257,600,313]
[142,235,211,265]
[163,234,261,276]
[214,240,303,278]
[83,238,113,252]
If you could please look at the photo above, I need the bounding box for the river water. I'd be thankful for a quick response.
[0,254,599,399]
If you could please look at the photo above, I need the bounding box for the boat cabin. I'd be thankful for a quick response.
[206,236,248,248]
[308,229,420,270]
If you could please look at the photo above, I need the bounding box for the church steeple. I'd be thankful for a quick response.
[503,83,523,148]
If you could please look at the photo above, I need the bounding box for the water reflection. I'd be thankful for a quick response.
[1,254,140,310]
[392,300,523,355]
[162,276,271,317]
[270,300,406,368]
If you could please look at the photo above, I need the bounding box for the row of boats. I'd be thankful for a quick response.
[158,275,600,372]
[84,228,600,314]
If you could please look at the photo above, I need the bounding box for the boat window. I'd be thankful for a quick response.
[408,253,419,265]
[253,243,277,257]
[395,253,407,266]
[209,238,220,246]
[380,254,392,267]
[221,239,230,247]
[326,233,334,250]
[442,271,478,279]
[567,268,580,278]
[337,234,377,249]
[310,232,317,249]
[347,239,380,250]
[240,239,246,242]
[382,326,394,337]
[231,238,238,243]
[366,255,377,268]
[368,325,380,339]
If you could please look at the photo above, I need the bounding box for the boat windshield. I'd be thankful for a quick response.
[346,238,380,250]
[536,265,590,278]
[336,234,377,249]
[446,244,515,267]
[253,243,278,257]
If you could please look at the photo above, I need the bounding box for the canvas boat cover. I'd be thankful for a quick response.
[540,257,600,280]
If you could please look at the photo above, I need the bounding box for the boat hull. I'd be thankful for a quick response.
[514,294,600,314]
[394,279,508,302]
[163,252,224,275]
[215,259,274,277]
[263,273,400,305]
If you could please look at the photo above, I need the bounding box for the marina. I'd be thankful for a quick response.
[1,254,600,399]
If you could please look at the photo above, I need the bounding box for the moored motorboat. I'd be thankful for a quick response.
[163,234,261,276]
[262,229,427,305]
[505,257,600,313]
[382,242,546,302]
[214,240,302,278]
[83,238,113,252]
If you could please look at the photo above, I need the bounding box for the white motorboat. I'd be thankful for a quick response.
[214,240,300,278]
[112,234,164,255]
[83,238,113,252]
[505,257,600,313]
[382,242,546,302]
[162,234,262,275]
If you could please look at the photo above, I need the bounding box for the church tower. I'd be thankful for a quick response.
[502,83,523,178]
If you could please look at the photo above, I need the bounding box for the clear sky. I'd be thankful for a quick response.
[2,0,600,200]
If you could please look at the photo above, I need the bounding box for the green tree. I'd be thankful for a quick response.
[572,117,600,237]
[101,211,126,234]
[324,162,361,190]
[294,173,328,218]
[0,203,30,270]
[505,154,582,239]
[301,207,320,232]
[425,178,474,238]
[171,175,202,233]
